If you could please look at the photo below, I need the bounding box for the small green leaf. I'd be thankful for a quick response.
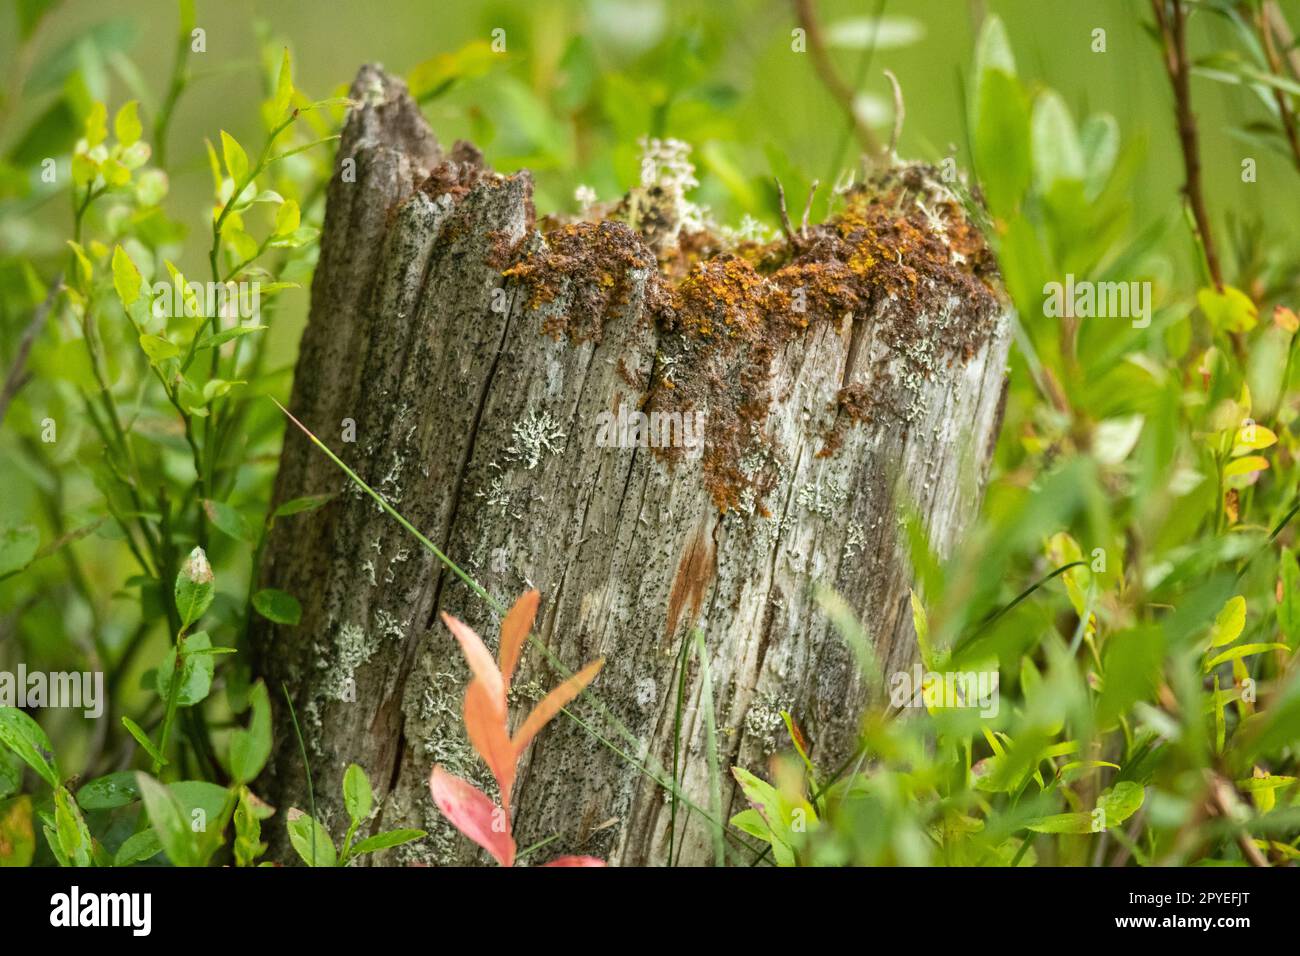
[1280,549,1300,645]
[52,786,91,865]
[220,129,249,184]
[287,808,336,867]
[138,333,180,363]
[121,716,166,767]
[227,681,272,785]
[84,101,107,147]
[343,764,372,824]
[273,198,300,237]
[195,324,266,351]
[1209,596,1247,648]
[1198,285,1258,334]
[252,588,301,626]
[113,827,162,866]
[273,493,335,519]
[113,99,141,146]
[111,244,142,307]
[348,828,426,857]
[156,631,216,707]
[174,546,214,629]
[76,771,141,810]
[273,48,294,118]
[1205,642,1289,671]
[0,708,59,789]
[136,772,195,867]
[203,499,253,542]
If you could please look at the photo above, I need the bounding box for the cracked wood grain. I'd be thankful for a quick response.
[252,65,1013,866]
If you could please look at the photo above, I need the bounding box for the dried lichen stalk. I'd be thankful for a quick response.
[253,65,1013,866]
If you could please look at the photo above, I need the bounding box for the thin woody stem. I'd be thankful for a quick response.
[1151,0,1224,290]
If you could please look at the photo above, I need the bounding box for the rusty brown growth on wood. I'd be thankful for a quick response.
[255,64,1013,867]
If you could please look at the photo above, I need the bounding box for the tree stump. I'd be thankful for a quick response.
[252,65,1012,866]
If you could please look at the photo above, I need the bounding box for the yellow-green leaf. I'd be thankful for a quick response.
[84,102,107,147]
[111,245,141,307]
[273,198,300,237]
[114,100,141,147]
[1198,285,1258,334]
[220,130,249,184]
[1209,596,1246,648]
[1204,642,1288,671]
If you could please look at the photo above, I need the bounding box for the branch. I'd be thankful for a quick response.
[1256,1,1300,175]
[0,274,63,427]
[1151,0,1223,289]
[792,0,881,157]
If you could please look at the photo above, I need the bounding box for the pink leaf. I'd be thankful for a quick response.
[463,679,516,815]
[429,765,515,866]
[541,855,607,867]
[441,612,505,706]
[499,590,539,689]
[513,658,604,755]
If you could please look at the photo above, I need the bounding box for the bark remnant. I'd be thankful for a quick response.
[253,65,1012,866]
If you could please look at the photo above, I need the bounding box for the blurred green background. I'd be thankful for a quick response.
[4,0,1297,286]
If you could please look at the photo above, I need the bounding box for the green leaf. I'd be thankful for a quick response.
[729,808,771,841]
[195,324,266,351]
[1279,549,1300,645]
[227,681,272,785]
[273,493,335,519]
[174,546,214,630]
[343,764,372,824]
[84,101,108,147]
[1031,90,1084,189]
[1209,596,1247,648]
[76,771,141,810]
[138,333,179,363]
[113,827,162,866]
[0,707,59,788]
[909,589,934,670]
[156,631,216,707]
[252,588,301,626]
[111,244,142,308]
[273,198,300,237]
[120,716,166,767]
[1198,285,1258,334]
[1097,781,1145,827]
[220,129,249,184]
[272,47,294,119]
[286,808,336,867]
[348,828,426,857]
[135,772,195,867]
[972,68,1031,218]
[0,524,40,578]
[52,786,91,866]
[203,499,253,542]
[1205,643,1289,671]
[113,99,141,146]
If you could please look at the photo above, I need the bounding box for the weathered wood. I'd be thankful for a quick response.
[253,65,1012,866]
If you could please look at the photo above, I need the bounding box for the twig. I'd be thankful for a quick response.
[883,68,905,157]
[1256,2,1300,175]
[792,0,881,156]
[800,179,820,236]
[774,177,797,244]
[1150,0,1224,289]
[0,275,63,427]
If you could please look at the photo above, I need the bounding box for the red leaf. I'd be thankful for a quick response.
[499,589,539,688]
[463,678,516,815]
[441,611,505,706]
[512,658,604,755]
[428,765,515,866]
[541,855,607,867]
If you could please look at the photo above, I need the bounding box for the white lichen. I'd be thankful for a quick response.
[504,408,566,470]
